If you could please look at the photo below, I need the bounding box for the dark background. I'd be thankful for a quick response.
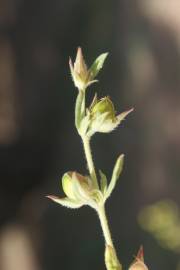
[0,0,180,269]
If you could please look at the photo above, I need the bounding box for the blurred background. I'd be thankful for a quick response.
[0,0,180,269]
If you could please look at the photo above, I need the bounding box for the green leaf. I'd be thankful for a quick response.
[89,53,108,79]
[46,195,83,208]
[105,154,124,200]
[99,170,107,196]
[75,90,85,130]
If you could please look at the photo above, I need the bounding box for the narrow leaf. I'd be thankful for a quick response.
[99,170,108,195]
[75,90,85,130]
[89,53,108,79]
[105,154,124,200]
[46,195,83,209]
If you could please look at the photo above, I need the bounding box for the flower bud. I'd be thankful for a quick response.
[62,171,90,201]
[69,47,89,90]
[47,171,104,209]
[129,261,148,270]
[129,246,149,270]
[91,96,116,121]
[87,96,133,136]
[69,48,108,90]
[105,245,122,270]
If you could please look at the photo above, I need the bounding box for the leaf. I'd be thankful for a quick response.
[46,195,83,209]
[99,170,107,196]
[105,154,124,200]
[75,90,85,130]
[89,53,108,79]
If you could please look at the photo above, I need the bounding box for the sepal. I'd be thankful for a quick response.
[46,195,83,209]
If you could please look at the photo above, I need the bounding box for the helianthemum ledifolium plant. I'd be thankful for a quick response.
[47,48,149,270]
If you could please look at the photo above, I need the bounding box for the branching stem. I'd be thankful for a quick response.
[82,135,115,249]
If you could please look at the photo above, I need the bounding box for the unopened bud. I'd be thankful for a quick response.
[88,96,133,135]
[69,47,89,90]
[91,96,116,121]
[69,48,108,90]
[62,171,89,201]
[129,246,149,270]
[105,245,122,270]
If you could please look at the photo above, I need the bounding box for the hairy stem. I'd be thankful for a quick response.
[98,205,122,270]
[98,205,114,247]
[82,136,99,189]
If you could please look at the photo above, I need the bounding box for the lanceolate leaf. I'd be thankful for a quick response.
[75,90,85,130]
[99,170,108,196]
[46,195,83,208]
[105,154,124,200]
[89,53,108,79]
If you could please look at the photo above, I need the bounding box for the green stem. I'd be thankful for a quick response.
[77,89,120,269]
[97,205,114,247]
[98,205,122,270]
[82,136,99,189]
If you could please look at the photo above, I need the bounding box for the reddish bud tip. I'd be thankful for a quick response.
[136,246,144,262]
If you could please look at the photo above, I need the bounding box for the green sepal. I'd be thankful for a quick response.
[72,174,90,203]
[89,53,108,80]
[75,90,85,130]
[87,111,109,137]
[79,114,91,136]
[99,170,107,196]
[116,108,134,125]
[105,154,124,200]
[46,195,83,209]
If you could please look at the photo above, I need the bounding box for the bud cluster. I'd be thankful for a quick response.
[69,48,133,137]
